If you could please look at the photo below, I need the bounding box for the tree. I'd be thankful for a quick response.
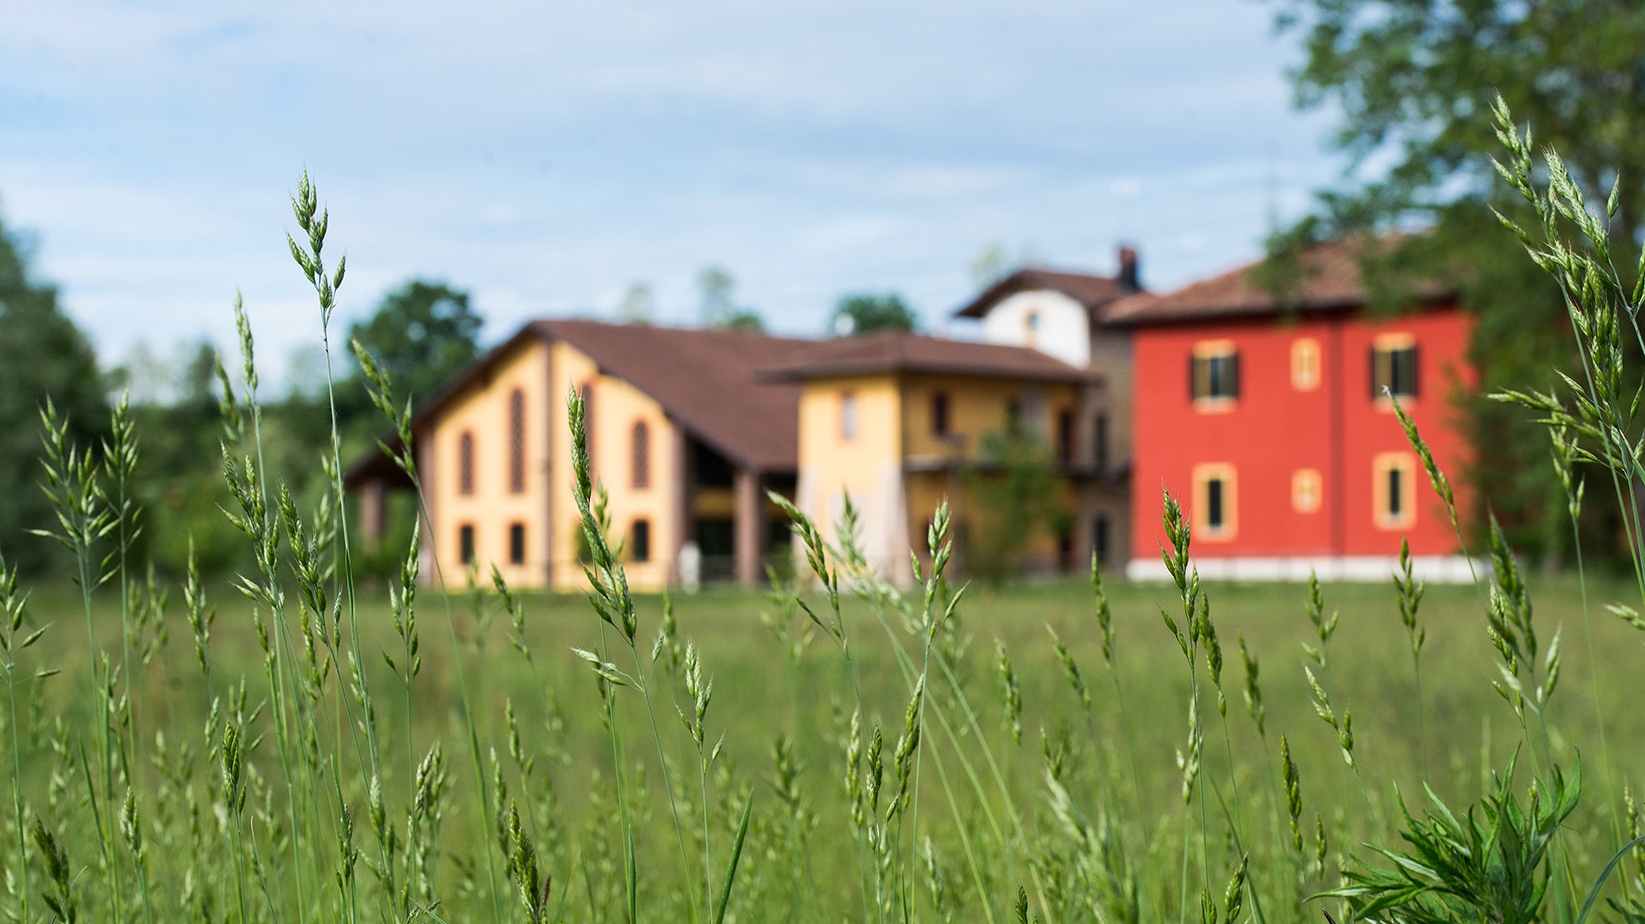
[830,293,918,336]
[348,280,482,410]
[1269,0,1645,561]
[0,215,109,574]
[696,265,765,331]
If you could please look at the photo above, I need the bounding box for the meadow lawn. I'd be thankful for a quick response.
[12,564,1645,922]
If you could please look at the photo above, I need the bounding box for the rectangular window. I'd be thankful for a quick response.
[1093,513,1110,566]
[1373,452,1417,529]
[579,382,595,469]
[1056,410,1074,464]
[1191,463,1238,540]
[1292,468,1323,513]
[1190,341,1239,408]
[631,519,651,563]
[632,421,650,489]
[931,392,950,437]
[1291,338,1321,391]
[1093,413,1110,469]
[1371,333,1419,400]
[840,391,858,441]
[508,522,525,565]
[508,389,525,494]
[459,524,476,565]
[458,431,476,495]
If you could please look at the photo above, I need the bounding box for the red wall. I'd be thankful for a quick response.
[1130,305,1474,562]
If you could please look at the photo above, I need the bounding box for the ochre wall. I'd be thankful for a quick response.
[428,339,552,590]
[545,340,680,592]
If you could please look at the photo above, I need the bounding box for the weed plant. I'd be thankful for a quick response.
[0,108,1643,922]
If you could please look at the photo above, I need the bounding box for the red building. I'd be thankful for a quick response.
[1106,241,1477,581]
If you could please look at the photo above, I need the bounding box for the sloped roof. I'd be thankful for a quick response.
[759,331,1092,383]
[1102,239,1455,326]
[532,320,811,472]
[954,267,1140,319]
[345,320,815,486]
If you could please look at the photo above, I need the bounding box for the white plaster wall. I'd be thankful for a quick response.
[979,290,1090,368]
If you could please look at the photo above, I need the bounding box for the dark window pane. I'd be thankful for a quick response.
[459,524,475,565]
[1094,414,1110,468]
[1388,468,1402,516]
[508,522,525,565]
[931,392,950,436]
[1094,513,1110,565]
[631,519,651,563]
[1207,479,1224,528]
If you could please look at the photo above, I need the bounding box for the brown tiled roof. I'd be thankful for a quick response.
[1101,239,1454,326]
[954,267,1139,319]
[759,331,1092,383]
[533,320,811,472]
[346,320,815,486]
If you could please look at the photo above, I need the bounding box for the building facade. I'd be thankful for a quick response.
[347,321,812,591]
[1105,241,1477,580]
[762,332,1094,581]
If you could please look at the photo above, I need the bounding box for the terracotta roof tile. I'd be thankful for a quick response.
[1102,239,1453,326]
[532,320,811,472]
[759,331,1091,382]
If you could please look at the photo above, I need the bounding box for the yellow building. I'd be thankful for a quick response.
[761,332,1099,583]
[346,320,812,591]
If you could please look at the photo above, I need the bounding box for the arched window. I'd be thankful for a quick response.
[458,430,475,495]
[508,389,525,494]
[632,421,650,489]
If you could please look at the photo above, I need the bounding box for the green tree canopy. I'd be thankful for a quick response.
[348,280,482,410]
[830,293,918,336]
[1270,0,1645,561]
[0,216,109,573]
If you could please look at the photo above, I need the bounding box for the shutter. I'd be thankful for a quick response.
[1410,344,1420,398]
[1230,351,1240,399]
[1369,346,1379,399]
[1189,354,1200,399]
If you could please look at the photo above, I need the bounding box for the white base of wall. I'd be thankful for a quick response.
[1125,554,1483,584]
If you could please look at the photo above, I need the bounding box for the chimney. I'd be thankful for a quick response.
[1117,246,1140,291]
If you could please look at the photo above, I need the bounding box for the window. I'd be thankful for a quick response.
[579,382,595,467]
[631,519,651,563]
[459,524,476,565]
[1292,468,1322,513]
[1056,410,1074,464]
[1373,452,1417,530]
[1291,338,1321,391]
[930,392,950,437]
[1093,413,1110,469]
[1190,341,1239,409]
[508,389,525,494]
[1371,333,1419,400]
[1025,311,1041,333]
[632,421,650,489]
[840,391,858,441]
[1093,513,1111,566]
[508,522,525,565]
[458,431,476,495]
[1192,463,1238,540]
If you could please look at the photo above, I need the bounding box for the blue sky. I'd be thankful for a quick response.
[0,0,1343,389]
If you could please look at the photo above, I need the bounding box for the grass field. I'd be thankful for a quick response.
[9,557,1644,923]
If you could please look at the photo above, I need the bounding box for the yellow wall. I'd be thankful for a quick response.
[428,339,552,590]
[426,337,682,592]
[899,375,1077,462]
[795,375,906,577]
[544,341,680,592]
